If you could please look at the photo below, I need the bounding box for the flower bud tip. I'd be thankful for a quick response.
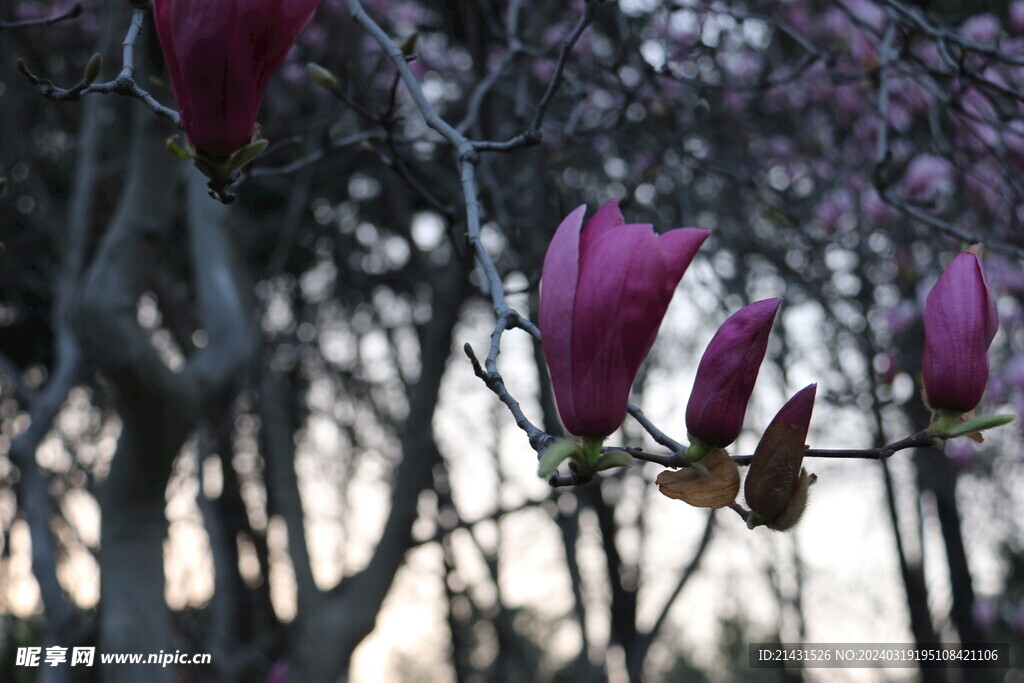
[82,53,102,87]
[307,62,339,91]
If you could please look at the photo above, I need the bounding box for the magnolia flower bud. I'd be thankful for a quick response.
[539,201,708,439]
[922,248,998,413]
[686,299,781,448]
[153,0,321,158]
[744,384,816,529]
[656,448,740,508]
[307,62,339,91]
[82,53,102,87]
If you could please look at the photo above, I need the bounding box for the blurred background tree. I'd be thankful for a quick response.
[0,0,1023,681]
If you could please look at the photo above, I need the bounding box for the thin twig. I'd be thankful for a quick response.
[0,3,81,29]
[19,8,180,125]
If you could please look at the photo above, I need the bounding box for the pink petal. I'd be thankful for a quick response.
[922,252,998,412]
[579,199,626,256]
[771,384,817,437]
[570,224,659,436]
[539,205,586,434]
[686,298,782,447]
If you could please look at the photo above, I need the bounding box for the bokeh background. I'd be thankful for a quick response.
[1,0,1023,681]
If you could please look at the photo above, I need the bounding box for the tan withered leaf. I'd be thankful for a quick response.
[744,422,805,521]
[656,448,739,508]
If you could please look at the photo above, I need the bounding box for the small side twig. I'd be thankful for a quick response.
[0,3,81,29]
[19,8,180,126]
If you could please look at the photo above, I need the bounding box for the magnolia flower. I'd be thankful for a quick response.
[153,0,321,158]
[685,298,781,448]
[923,250,998,413]
[539,201,709,438]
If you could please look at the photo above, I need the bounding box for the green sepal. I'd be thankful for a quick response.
[166,136,194,160]
[224,138,269,175]
[538,441,582,478]
[307,62,339,91]
[746,510,768,530]
[932,414,1014,439]
[580,436,605,465]
[594,450,633,472]
[685,438,713,463]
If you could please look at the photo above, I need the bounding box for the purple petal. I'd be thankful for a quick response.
[632,227,710,363]
[686,298,782,447]
[153,0,321,157]
[579,199,626,257]
[570,224,660,436]
[771,384,817,438]
[539,205,586,435]
[922,252,998,412]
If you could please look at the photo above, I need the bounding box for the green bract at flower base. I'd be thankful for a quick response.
[682,438,713,478]
[537,437,633,479]
[166,135,268,204]
[927,410,1014,442]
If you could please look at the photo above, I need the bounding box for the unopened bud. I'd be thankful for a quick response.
[307,62,338,91]
[656,448,740,508]
[922,249,997,413]
[744,422,806,520]
[82,53,102,86]
[744,384,816,527]
[399,32,419,57]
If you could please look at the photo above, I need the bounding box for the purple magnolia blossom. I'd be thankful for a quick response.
[922,251,998,412]
[686,298,782,447]
[902,154,954,201]
[959,14,1001,43]
[153,0,321,158]
[539,201,709,438]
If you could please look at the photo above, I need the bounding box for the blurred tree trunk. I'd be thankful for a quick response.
[260,248,472,681]
[78,104,258,679]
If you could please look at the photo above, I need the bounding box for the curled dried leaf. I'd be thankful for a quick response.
[656,448,739,508]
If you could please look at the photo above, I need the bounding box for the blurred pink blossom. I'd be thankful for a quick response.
[902,155,953,201]
[959,14,1001,43]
